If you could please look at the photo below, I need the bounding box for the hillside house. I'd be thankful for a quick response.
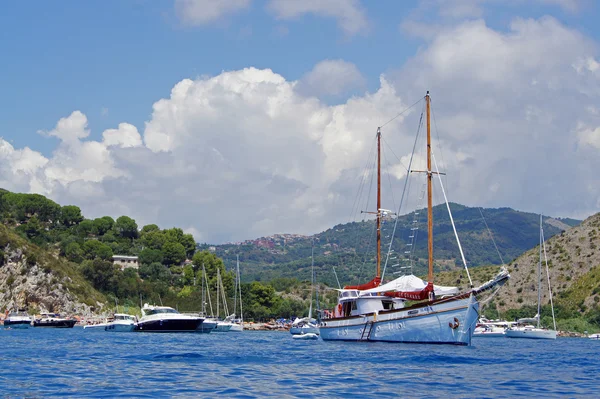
[113,255,139,271]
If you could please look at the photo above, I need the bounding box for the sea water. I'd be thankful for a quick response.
[1,327,598,398]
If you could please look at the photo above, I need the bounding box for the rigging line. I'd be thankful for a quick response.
[347,133,378,285]
[349,136,376,221]
[430,97,450,197]
[381,136,408,171]
[381,109,424,281]
[380,97,423,128]
[478,207,505,265]
[541,219,557,331]
[432,150,473,287]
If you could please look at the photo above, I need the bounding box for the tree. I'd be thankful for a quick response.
[24,216,43,239]
[81,259,117,292]
[139,262,171,282]
[180,234,196,259]
[115,216,138,239]
[162,242,186,265]
[182,264,195,286]
[141,231,165,250]
[65,242,83,263]
[164,228,184,244]
[83,239,114,260]
[93,216,114,235]
[138,248,164,266]
[141,224,160,235]
[60,205,84,227]
[77,219,95,236]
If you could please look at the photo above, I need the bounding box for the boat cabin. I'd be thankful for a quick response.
[336,289,406,317]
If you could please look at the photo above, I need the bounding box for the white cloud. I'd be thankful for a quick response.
[3,16,600,243]
[297,59,365,98]
[577,124,600,150]
[103,123,143,148]
[267,0,368,36]
[39,110,89,144]
[391,16,600,218]
[174,0,251,26]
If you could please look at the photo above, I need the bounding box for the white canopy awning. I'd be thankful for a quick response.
[360,274,458,296]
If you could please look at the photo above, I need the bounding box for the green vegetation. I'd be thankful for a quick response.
[1,188,598,332]
[204,203,578,286]
[0,189,312,320]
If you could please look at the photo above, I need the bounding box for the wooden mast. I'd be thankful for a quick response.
[426,91,434,284]
[376,127,381,279]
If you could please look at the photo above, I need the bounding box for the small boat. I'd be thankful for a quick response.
[104,313,137,332]
[589,333,600,340]
[505,215,557,340]
[473,318,512,337]
[136,304,203,332]
[197,318,217,333]
[83,315,114,331]
[83,321,111,331]
[290,317,319,336]
[3,310,32,329]
[292,332,319,340]
[290,242,319,337]
[33,313,77,328]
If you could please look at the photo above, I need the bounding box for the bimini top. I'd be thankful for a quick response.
[360,274,458,296]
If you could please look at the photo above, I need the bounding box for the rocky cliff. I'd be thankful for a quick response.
[0,225,106,316]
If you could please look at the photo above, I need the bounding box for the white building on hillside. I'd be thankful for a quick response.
[113,255,139,271]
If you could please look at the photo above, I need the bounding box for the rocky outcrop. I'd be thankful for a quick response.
[0,244,103,316]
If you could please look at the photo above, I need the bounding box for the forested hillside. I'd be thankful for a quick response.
[0,189,308,320]
[205,203,579,286]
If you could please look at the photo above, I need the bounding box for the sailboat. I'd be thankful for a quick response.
[227,255,244,332]
[290,241,319,336]
[319,92,510,345]
[212,268,233,332]
[506,215,557,340]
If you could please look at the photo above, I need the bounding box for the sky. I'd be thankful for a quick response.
[0,0,599,244]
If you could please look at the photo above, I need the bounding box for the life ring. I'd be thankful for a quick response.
[449,317,460,329]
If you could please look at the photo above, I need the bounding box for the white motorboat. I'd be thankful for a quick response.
[3,310,32,329]
[197,318,217,333]
[589,333,600,340]
[473,318,512,337]
[292,332,319,340]
[290,317,319,336]
[136,304,203,332]
[213,320,233,332]
[104,313,137,332]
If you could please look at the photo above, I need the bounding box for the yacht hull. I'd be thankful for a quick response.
[136,318,201,332]
[214,322,232,332]
[320,295,478,345]
[290,325,319,335]
[105,322,136,332]
[83,323,110,331]
[505,328,557,340]
[3,320,31,329]
[228,323,243,332]
[197,320,217,333]
[33,319,76,328]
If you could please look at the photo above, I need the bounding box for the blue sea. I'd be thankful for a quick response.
[1,328,598,398]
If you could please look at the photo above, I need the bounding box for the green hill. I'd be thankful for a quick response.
[204,203,580,286]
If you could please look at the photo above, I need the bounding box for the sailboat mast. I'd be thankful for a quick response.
[426,91,434,283]
[376,127,382,278]
[538,214,542,328]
